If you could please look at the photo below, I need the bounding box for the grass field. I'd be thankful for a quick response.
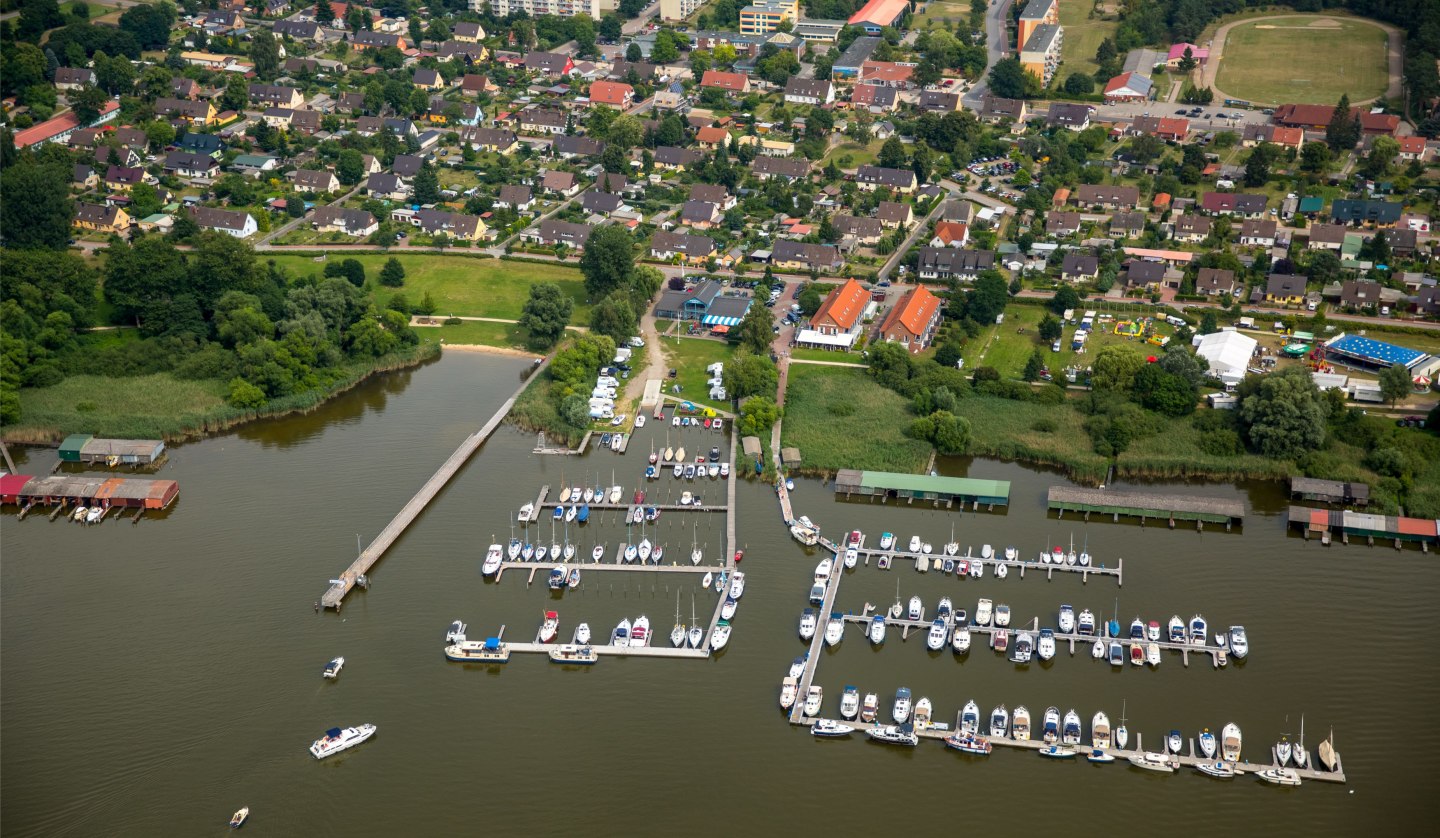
[780,365,932,474]
[263,254,592,322]
[960,304,1175,380]
[416,319,552,351]
[660,337,736,413]
[1215,16,1389,105]
[912,1,971,31]
[822,140,883,169]
[1058,2,1120,79]
[13,374,230,439]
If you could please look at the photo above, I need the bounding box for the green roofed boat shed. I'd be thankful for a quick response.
[834,469,1011,508]
[58,434,95,462]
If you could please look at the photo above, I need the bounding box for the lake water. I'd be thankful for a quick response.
[3,352,1435,835]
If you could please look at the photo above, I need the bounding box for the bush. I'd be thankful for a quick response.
[172,344,237,380]
[1197,428,1242,456]
[1031,417,1057,433]
[227,377,268,408]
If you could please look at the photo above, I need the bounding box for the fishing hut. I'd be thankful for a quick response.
[1288,505,1440,549]
[834,471,1011,511]
[1289,477,1369,507]
[58,434,166,466]
[1047,487,1243,530]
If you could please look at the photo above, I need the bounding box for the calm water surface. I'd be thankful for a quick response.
[3,353,1436,836]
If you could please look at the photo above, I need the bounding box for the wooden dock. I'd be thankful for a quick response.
[849,547,1123,586]
[499,641,709,659]
[319,358,550,610]
[499,560,728,575]
[788,565,845,725]
[540,501,726,513]
[1047,486,1244,530]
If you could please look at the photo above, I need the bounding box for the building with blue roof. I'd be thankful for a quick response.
[1323,332,1433,374]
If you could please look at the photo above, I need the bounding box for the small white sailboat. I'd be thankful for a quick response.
[592,544,605,562]
[637,538,652,563]
[688,597,704,649]
[1116,701,1130,751]
[670,592,685,647]
[701,570,713,589]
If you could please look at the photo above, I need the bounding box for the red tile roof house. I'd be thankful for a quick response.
[810,279,871,337]
[876,284,942,353]
[699,70,751,94]
[588,80,634,108]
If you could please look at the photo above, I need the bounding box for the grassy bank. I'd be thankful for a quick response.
[660,337,736,414]
[509,368,585,447]
[6,344,439,442]
[263,253,592,322]
[780,365,932,473]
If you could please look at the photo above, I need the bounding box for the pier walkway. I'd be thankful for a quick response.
[320,359,549,610]
[788,564,844,725]
[501,642,709,659]
[849,547,1122,586]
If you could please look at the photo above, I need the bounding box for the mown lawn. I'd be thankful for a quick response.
[822,139,883,169]
[1215,16,1388,105]
[959,304,1178,380]
[263,254,592,322]
[660,337,736,413]
[780,365,932,474]
[1058,2,1121,78]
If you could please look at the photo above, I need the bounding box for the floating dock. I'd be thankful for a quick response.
[848,546,1122,586]
[495,642,709,659]
[1047,486,1244,530]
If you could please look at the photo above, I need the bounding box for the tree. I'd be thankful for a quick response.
[1379,362,1412,405]
[732,301,775,354]
[559,393,592,428]
[588,291,637,343]
[1326,94,1360,151]
[1062,73,1094,95]
[1239,366,1327,459]
[336,148,365,186]
[1022,349,1044,382]
[1300,141,1330,175]
[412,165,440,205]
[607,114,643,150]
[221,73,248,112]
[379,257,406,287]
[1176,46,1197,75]
[315,0,336,25]
[324,258,366,288]
[1158,344,1207,386]
[1,158,72,250]
[250,31,280,80]
[1199,310,1218,335]
[987,57,1037,100]
[579,225,636,298]
[1244,142,1276,187]
[1049,285,1080,315]
[798,283,823,316]
[118,3,174,50]
[518,282,574,349]
[722,352,778,399]
[69,85,108,127]
[964,270,1009,324]
[1361,136,1399,180]
[651,30,679,64]
[1091,346,1145,391]
[626,42,642,62]
[928,411,972,455]
[738,395,781,438]
[1038,314,1062,342]
[1135,363,1197,416]
[877,137,906,169]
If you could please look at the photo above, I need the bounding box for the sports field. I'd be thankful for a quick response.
[1214,16,1388,105]
[1057,1,1120,78]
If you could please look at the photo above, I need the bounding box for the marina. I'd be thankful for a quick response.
[845,545,1122,585]
[1047,486,1245,530]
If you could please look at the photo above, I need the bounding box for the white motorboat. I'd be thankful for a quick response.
[309,724,377,759]
[908,535,921,553]
[892,688,913,724]
[537,611,559,643]
[1146,642,1161,667]
[672,464,684,478]
[612,618,631,647]
[921,542,932,555]
[1058,605,1075,634]
[1168,730,1185,755]
[445,620,467,643]
[970,559,983,578]
[1092,712,1112,749]
[1195,761,1236,779]
[444,638,510,662]
[866,725,918,746]
[720,597,738,620]
[799,608,818,640]
[975,599,993,626]
[995,604,1011,628]
[635,414,646,428]
[990,705,1009,738]
[1078,609,1096,636]
[925,618,947,651]
[840,686,860,720]
[951,626,971,654]
[1038,744,1078,760]
[1128,752,1175,773]
[1011,631,1033,664]
[482,545,503,576]
[844,547,858,568]
[779,678,798,710]
[824,613,844,646]
[861,693,879,723]
[1092,639,1106,659]
[322,656,344,679]
[574,623,591,645]
[85,505,104,523]
[1013,706,1031,741]
[1037,629,1056,660]
[230,807,250,828]
[1041,707,1060,743]
[1062,710,1082,746]
[960,701,980,735]
[1190,614,1208,644]
[1087,748,1116,764]
[729,571,745,600]
[630,615,650,647]
[869,615,887,645]
[1168,615,1186,642]
[71,506,87,522]
[517,503,534,521]
[936,597,953,625]
[710,620,731,650]
[1256,768,1302,786]
[995,562,1008,579]
[814,558,832,581]
[1221,723,1242,762]
[1146,620,1161,642]
[915,555,929,573]
[1229,625,1249,658]
[803,686,823,717]
[1276,738,1293,767]
[879,532,895,550]
[1198,728,1217,759]
[812,719,852,738]
[907,596,923,621]
[913,697,933,728]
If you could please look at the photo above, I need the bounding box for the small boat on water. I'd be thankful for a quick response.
[1011,631,1033,664]
[1168,730,1185,755]
[1146,642,1161,667]
[951,626,971,654]
[547,565,566,591]
[592,545,605,562]
[663,447,674,462]
[811,719,852,738]
[892,688,913,724]
[1042,707,1060,743]
[651,546,664,563]
[675,446,686,463]
[992,628,1009,652]
[1129,617,1145,639]
[538,611,559,643]
[1092,712,1112,749]
[623,543,638,563]
[482,544,504,576]
[637,538,652,563]
[552,506,564,521]
[779,678,798,710]
[908,535,922,553]
[799,608,818,640]
[1039,744,1078,760]
[1196,761,1235,779]
[630,615,650,647]
[840,685,860,720]
[824,613,844,646]
[1294,718,1310,770]
[309,724,377,760]
[1087,748,1116,764]
[990,705,1009,738]
[518,503,534,521]
[1198,729,1217,759]
[926,619,947,651]
[323,657,344,679]
[1130,643,1145,666]
[1128,752,1175,773]
[1168,615,1186,643]
[672,464,684,478]
[1078,609,1096,636]
[1276,737,1293,767]
[1222,723,1243,762]
[1037,628,1056,661]
[608,486,622,504]
[721,597,738,620]
[444,638,509,662]
[844,546,858,568]
[907,596,923,621]
[869,615,887,646]
[575,623,591,645]
[729,571,746,600]
[946,732,993,755]
[1109,641,1124,666]
[1062,710,1082,746]
[612,618,631,647]
[535,546,549,563]
[975,599,993,626]
[565,505,577,523]
[522,543,535,561]
[446,620,467,643]
[548,644,598,665]
[1229,625,1249,658]
[995,604,1011,628]
[86,506,103,523]
[803,686,823,717]
[1146,621,1161,642]
[960,700,980,735]
[913,697,933,728]
[72,506,87,522]
[879,532,895,550]
[507,538,521,560]
[866,725,918,746]
[1256,768,1302,786]
[710,620,731,650]
[861,692,879,723]
[1190,614,1208,644]
[229,807,249,829]
[1092,640,1106,659]
[583,487,595,503]
[1013,706,1031,741]
[813,558,833,581]
[1058,605,1075,634]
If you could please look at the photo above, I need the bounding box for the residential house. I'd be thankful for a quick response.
[1125,260,1168,289]
[291,168,340,193]
[366,172,411,201]
[654,146,705,171]
[412,68,445,91]
[695,126,731,149]
[1331,199,1403,226]
[356,116,417,137]
[1396,135,1429,162]
[1195,267,1239,297]
[582,190,625,217]
[461,127,519,153]
[155,97,217,126]
[809,278,871,338]
[849,83,897,112]
[1265,273,1309,305]
[1381,228,1417,257]
[495,185,535,212]
[74,202,130,234]
[1272,103,1342,130]
[524,219,591,248]
[1061,253,1100,282]
[588,80,635,108]
[875,201,912,229]
[437,40,488,62]
[699,70,751,94]
[928,221,969,248]
[598,172,643,196]
[1074,184,1140,211]
[915,247,994,281]
[751,156,811,181]
[391,154,425,178]
[541,170,581,197]
[1047,102,1092,131]
[54,67,96,91]
[352,31,404,51]
[979,95,1027,125]
[689,183,736,211]
[461,74,499,96]
[311,206,378,237]
[176,131,225,158]
[1129,115,1189,141]
[518,108,568,135]
[163,151,219,179]
[72,164,98,191]
[771,239,842,272]
[1307,223,1347,250]
[784,78,834,106]
[189,205,257,238]
[1240,123,1304,151]
[1238,219,1277,247]
[170,77,202,100]
[609,60,657,80]
[249,84,304,109]
[1172,214,1212,244]
[104,165,146,192]
[1358,111,1400,136]
[1045,211,1082,237]
[553,135,605,159]
[650,230,717,265]
[273,19,321,41]
[525,52,575,78]
[1200,191,1267,218]
[408,209,487,241]
[1104,71,1152,103]
[1339,280,1384,311]
[453,21,485,41]
[680,199,723,229]
[231,154,280,176]
[1109,211,1146,239]
[876,284,942,352]
[833,214,884,245]
[855,165,916,193]
[917,91,962,113]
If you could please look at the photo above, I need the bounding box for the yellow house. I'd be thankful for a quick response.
[74,202,130,234]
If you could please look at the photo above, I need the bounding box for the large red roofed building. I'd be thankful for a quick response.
[700,70,751,93]
[588,80,634,107]
[877,284,942,353]
[810,279,871,337]
[848,0,908,33]
[14,100,119,148]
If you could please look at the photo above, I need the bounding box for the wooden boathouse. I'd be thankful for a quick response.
[1047,486,1244,528]
[58,434,166,466]
[834,470,1011,509]
[9,475,179,509]
[1288,506,1440,548]
[1289,477,1369,507]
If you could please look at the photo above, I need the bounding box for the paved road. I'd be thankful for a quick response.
[962,0,1015,110]
[622,2,659,36]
